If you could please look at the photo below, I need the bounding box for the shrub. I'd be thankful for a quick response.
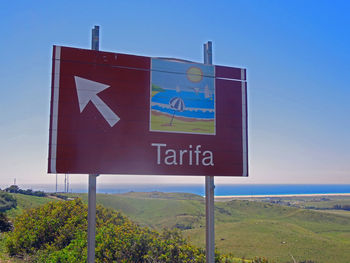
[6,199,87,256]
[4,185,46,197]
[0,213,12,232]
[0,191,17,212]
[6,199,228,262]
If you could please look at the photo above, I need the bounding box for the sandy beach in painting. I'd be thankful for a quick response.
[150,110,215,134]
[152,110,214,123]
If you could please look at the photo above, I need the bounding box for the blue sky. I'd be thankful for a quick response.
[0,0,349,187]
[151,58,215,93]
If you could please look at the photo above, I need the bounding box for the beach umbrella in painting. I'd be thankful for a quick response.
[169,97,185,125]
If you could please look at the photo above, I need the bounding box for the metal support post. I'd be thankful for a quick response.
[87,174,98,262]
[91,25,100,51]
[203,41,212,65]
[87,25,100,263]
[204,41,215,263]
[64,174,67,193]
[205,176,215,262]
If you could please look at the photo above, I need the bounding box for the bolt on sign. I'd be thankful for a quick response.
[48,46,248,176]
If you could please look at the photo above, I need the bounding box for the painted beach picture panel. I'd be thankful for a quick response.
[150,58,216,135]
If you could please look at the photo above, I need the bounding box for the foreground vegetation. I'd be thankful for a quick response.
[5,198,237,262]
[1,190,350,262]
[3,185,46,197]
[70,192,350,263]
[0,192,17,213]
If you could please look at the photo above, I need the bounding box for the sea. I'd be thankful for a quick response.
[17,184,350,197]
[152,90,215,119]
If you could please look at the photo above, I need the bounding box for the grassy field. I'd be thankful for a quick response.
[5,193,55,219]
[2,192,350,262]
[186,200,350,262]
[73,192,205,229]
[68,192,350,263]
[150,111,215,134]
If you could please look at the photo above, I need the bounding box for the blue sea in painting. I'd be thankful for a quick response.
[20,184,350,196]
[151,90,215,119]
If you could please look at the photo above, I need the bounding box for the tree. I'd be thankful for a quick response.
[4,185,19,193]
[0,191,17,212]
[0,213,12,232]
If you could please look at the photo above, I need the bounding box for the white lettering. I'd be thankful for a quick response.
[151,143,214,167]
[151,143,166,164]
[165,149,177,165]
[195,145,201,165]
[179,150,187,165]
[189,145,192,165]
[202,151,214,166]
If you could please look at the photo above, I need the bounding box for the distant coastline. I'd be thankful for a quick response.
[215,193,350,199]
[4,184,350,197]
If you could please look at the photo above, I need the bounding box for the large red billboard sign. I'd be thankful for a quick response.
[48,46,248,176]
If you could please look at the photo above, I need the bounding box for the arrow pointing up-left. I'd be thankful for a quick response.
[74,76,120,127]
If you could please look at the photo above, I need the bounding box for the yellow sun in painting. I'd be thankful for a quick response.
[187,66,203,83]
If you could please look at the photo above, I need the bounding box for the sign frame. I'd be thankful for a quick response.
[48,45,248,177]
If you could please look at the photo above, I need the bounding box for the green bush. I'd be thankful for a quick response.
[4,185,46,197]
[6,199,228,262]
[0,213,12,232]
[6,199,87,256]
[0,191,17,212]
[252,257,270,263]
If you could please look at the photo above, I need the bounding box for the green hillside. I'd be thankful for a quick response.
[152,84,165,92]
[74,192,205,230]
[6,191,350,262]
[70,192,350,263]
[5,193,56,219]
[186,200,350,262]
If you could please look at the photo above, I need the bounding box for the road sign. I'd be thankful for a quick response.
[48,46,248,176]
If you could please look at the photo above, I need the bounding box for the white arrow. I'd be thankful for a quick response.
[74,76,120,127]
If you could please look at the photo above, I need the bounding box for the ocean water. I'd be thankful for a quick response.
[95,184,350,196]
[152,90,215,119]
[22,184,350,196]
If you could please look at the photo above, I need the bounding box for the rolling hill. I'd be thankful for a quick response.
[3,192,350,262]
[68,192,350,263]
